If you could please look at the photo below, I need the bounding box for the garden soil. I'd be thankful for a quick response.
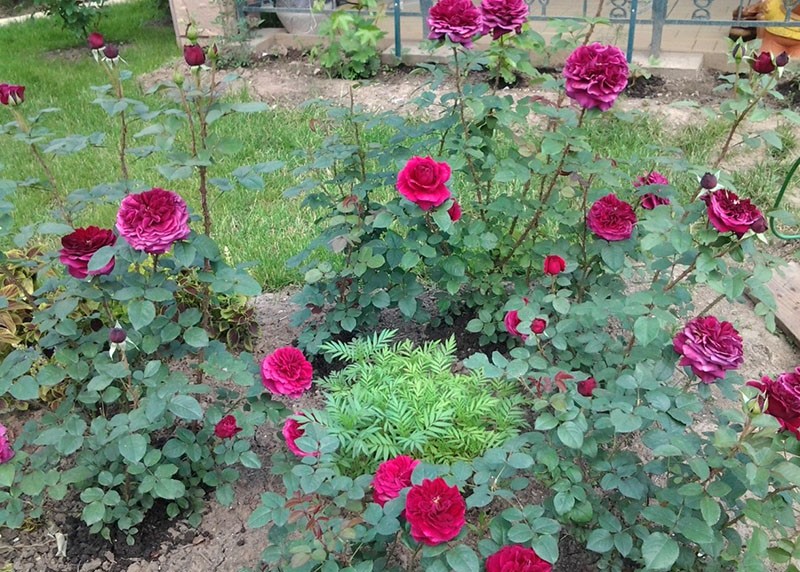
[3,61,800,572]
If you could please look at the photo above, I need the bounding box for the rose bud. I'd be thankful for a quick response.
[776,51,790,68]
[531,318,547,334]
[183,44,206,67]
[577,377,597,397]
[109,327,127,344]
[186,22,199,43]
[0,84,25,106]
[103,44,119,61]
[750,216,768,234]
[543,255,566,276]
[700,172,717,190]
[751,51,776,74]
[173,69,185,86]
[447,200,462,222]
[87,32,105,50]
[208,42,219,64]
[731,41,745,62]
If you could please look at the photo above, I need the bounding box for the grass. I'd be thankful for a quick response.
[1,3,797,292]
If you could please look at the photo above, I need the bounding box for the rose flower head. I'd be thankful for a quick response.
[563,43,628,111]
[673,315,743,383]
[703,189,764,236]
[747,367,800,440]
[586,194,637,241]
[480,0,528,40]
[397,156,452,211]
[282,416,319,457]
[448,200,462,222]
[184,44,206,67]
[405,477,466,545]
[59,226,116,279]
[700,172,718,190]
[116,188,191,254]
[775,51,790,68]
[577,377,597,397]
[0,84,25,106]
[0,423,14,465]
[427,0,484,49]
[751,51,776,74]
[214,414,242,439]
[543,255,566,276]
[633,171,670,210]
[261,346,313,398]
[103,44,121,64]
[486,544,552,572]
[87,32,105,50]
[372,455,419,506]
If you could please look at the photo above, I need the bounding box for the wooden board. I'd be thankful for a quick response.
[764,260,800,348]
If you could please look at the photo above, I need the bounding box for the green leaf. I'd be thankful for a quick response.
[10,376,38,400]
[183,327,209,348]
[168,395,203,420]
[118,434,148,464]
[700,496,721,526]
[610,410,643,433]
[0,463,16,488]
[88,246,116,272]
[557,421,584,449]
[128,300,156,331]
[601,243,625,271]
[154,478,186,499]
[677,516,713,544]
[82,501,106,526]
[642,532,679,570]
[773,461,800,486]
[446,545,479,572]
[240,451,261,469]
[587,529,614,553]
[634,316,660,346]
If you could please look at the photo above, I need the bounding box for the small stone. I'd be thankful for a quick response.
[80,558,103,572]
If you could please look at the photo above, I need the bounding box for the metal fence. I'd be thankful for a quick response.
[240,0,800,61]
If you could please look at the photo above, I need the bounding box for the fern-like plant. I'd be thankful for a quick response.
[315,330,527,474]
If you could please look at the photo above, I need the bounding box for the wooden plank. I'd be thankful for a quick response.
[764,260,800,348]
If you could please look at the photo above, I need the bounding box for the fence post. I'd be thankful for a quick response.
[650,0,667,59]
[395,0,401,58]
[626,0,638,62]
[420,0,432,36]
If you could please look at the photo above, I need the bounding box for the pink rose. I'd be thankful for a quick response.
[543,255,565,276]
[59,226,116,279]
[214,415,242,439]
[531,318,546,334]
[504,298,546,340]
[282,416,319,457]
[405,477,466,545]
[486,545,552,572]
[634,171,671,210]
[87,32,105,50]
[673,316,744,383]
[747,368,800,439]
[703,189,765,236]
[563,43,628,111]
[586,194,637,241]
[427,0,484,49]
[116,188,191,254]
[397,156,452,211]
[372,455,419,506]
[480,0,528,40]
[448,200,462,222]
[261,347,313,398]
[0,423,14,465]
[577,377,597,397]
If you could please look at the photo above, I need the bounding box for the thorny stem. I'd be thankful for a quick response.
[663,237,742,292]
[101,62,129,184]
[696,292,726,318]
[452,47,485,216]
[349,87,368,182]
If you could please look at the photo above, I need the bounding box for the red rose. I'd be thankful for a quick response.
[577,377,597,397]
[586,194,637,241]
[673,316,743,383]
[703,189,764,236]
[531,318,546,334]
[116,188,191,254]
[486,545,552,572]
[397,156,452,211]
[282,416,318,457]
[214,415,242,439]
[372,455,419,506]
[543,255,565,275]
[59,226,116,279]
[0,84,25,106]
[563,43,628,111]
[427,0,484,48]
[184,44,206,67]
[448,200,462,222]
[261,347,313,397]
[747,368,800,440]
[751,51,776,74]
[480,0,528,40]
[87,32,105,50]
[405,477,466,545]
[634,171,671,210]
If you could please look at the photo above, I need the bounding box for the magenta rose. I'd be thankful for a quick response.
[0,84,25,106]
[372,455,419,506]
[59,226,116,279]
[261,346,313,398]
[563,43,628,111]
[448,200,462,222]
[486,545,552,572]
[427,0,484,49]
[397,156,452,211]
[634,171,671,210]
[703,189,765,236]
[87,32,105,50]
[673,316,744,383]
[116,188,191,254]
[405,477,466,545]
[586,194,637,241]
[543,255,565,276]
[282,416,319,457]
[0,423,14,465]
[577,377,597,397]
[747,368,800,440]
[214,415,242,439]
[480,0,528,40]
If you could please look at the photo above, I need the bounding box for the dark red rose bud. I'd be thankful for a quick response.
[90,318,104,332]
[183,44,206,67]
[103,44,119,60]
[87,32,105,50]
[531,318,547,334]
[750,216,768,234]
[751,51,776,74]
[700,172,717,190]
[577,377,597,397]
[109,327,127,344]
[0,84,25,106]
[214,415,242,439]
[776,51,790,68]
